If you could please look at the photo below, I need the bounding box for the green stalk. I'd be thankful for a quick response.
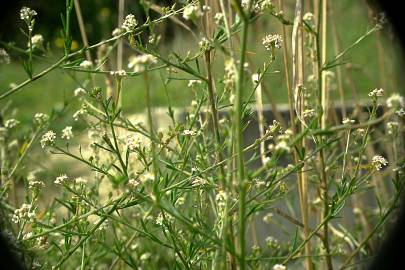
[144,71,159,200]
[231,1,249,268]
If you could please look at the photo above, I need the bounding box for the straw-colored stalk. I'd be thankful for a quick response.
[291,0,313,269]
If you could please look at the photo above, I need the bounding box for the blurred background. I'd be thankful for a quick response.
[0,0,403,122]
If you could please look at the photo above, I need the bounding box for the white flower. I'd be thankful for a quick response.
[34,113,49,125]
[74,87,86,97]
[386,93,404,108]
[176,197,185,206]
[214,13,224,25]
[140,172,154,182]
[302,12,314,23]
[371,155,388,171]
[128,54,157,73]
[12,203,35,223]
[122,14,138,32]
[302,109,316,119]
[54,174,68,185]
[40,130,56,148]
[241,0,260,12]
[61,126,73,140]
[20,7,37,21]
[199,37,210,50]
[202,5,211,12]
[260,0,275,13]
[182,129,197,136]
[368,88,384,98]
[28,178,45,190]
[263,213,273,224]
[140,252,151,261]
[156,212,164,226]
[75,177,87,185]
[110,70,127,76]
[112,27,124,37]
[386,121,399,135]
[188,80,202,88]
[396,108,405,117]
[128,178,141,189]
[262,34,283,50]
[0,48,10,64]
[342,118,355,125]
[79,60,92,69]
[126,135,141,152]
[29,34,43,48]
[265,236,279,247]
[5,119,20,129]
[275,140,290,152]
[215,190,227,208]
[224,58,236,89]
[273,264,286,270]
[23,232,34,241]
[183,4,202,20]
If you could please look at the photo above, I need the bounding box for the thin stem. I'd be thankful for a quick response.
[232,0,249,268]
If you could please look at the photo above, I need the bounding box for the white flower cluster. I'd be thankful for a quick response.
[126,135,141,152]
[265,235,280,248]
[61,126,73,140]
[187,80,202,88]
[396,108,405,117]
[75,177,87,185]
[128,178,141,189]
[29,34,43,48]
[79,60,92,69]
[54,174,69,185]
[128,54,157,73]
[302,109,316,119]
[302,12,314,23]
[386,121,399,135]
[183,4,202,20]
[34,113,49,125]
[40,130,56,148]
[224,58,237,89]
[12,203,35,223]
[110,70,127,76]
[262,34,283,50]
[28,178,45,190]
[20,7,37,21]
[368,88,384,98]
[122,14,138,32]
[5,119,20,129]
[262,213,273,224]
[273,264,286,270]
[199,37,211,51]
[215,190,227,208]
[342,118,355,125]
[275,129,292,152]
[386,93,404,108]
[214,13,224,25]
[182,129,197,136]
[241,0,260,12]
[260,0,275,13]
[0,48,10,64]
[371,155,388,171]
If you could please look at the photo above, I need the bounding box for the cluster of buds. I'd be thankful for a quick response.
[12,204,36,223]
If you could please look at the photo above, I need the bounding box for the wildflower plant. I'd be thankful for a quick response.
[0,1,404,270]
